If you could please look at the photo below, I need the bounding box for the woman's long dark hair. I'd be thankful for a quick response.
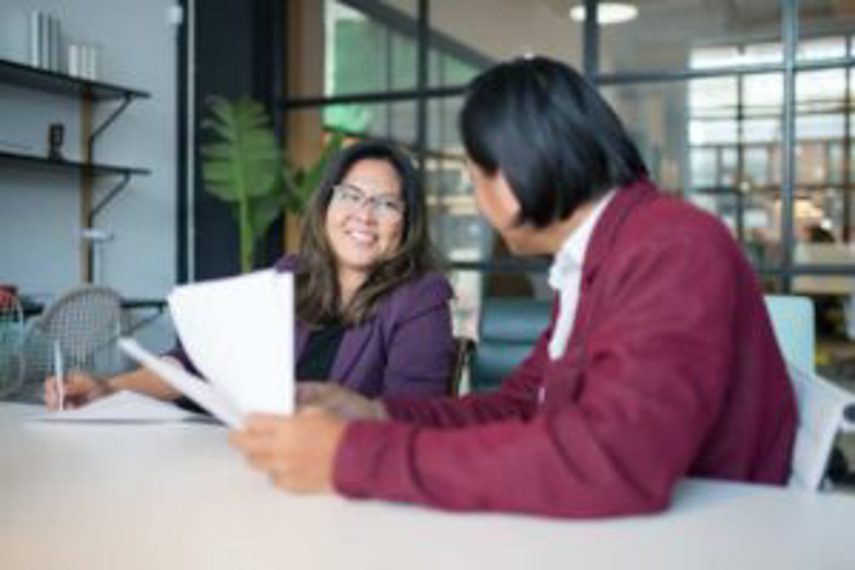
[296,139,438,326]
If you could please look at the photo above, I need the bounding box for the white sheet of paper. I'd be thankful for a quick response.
[29,390,206,424]
[119,338,244,428]
[166,270,294,415]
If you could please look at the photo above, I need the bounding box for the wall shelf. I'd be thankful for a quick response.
[0,58,151,282]
[0,150,150,177]
[0,58,149,101]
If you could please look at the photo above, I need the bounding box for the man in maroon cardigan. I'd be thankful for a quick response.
[231,57,797,518]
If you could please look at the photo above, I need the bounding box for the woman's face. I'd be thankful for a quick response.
[467,159,540,255]
[325,158,406,276]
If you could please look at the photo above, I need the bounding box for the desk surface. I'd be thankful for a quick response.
[2,402,855,570]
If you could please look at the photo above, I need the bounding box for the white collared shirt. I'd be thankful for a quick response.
[546,191,615,360]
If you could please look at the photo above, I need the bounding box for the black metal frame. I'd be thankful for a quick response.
[278,0,855,289]
[780,0,799,292]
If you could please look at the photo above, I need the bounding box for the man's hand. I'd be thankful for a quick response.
[229,407,348,494]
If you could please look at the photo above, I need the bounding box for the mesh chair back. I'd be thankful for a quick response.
[21,287,125,400]
[0,291,24,398]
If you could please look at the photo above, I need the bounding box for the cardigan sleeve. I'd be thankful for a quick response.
[333,231,741,517]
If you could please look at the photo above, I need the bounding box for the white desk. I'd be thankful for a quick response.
[1,402,854,570]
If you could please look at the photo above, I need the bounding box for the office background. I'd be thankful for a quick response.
[1,0,855,374]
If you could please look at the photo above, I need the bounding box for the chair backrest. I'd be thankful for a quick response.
[763,294,855,490]
[21,286,125,399]
[470,298,552,392]
[0,291,24,398]
[764,295,815,373]
[447,336,475,396]
[471,295,815,391]
[787,362,855,490]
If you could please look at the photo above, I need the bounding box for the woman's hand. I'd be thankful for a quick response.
[229,408,347,494]
[44,372,114,410]
[297,382,388,421]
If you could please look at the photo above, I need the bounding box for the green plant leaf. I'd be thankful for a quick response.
[201,96,280,203]
[249,184,287,242]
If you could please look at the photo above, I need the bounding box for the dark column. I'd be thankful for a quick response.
[186,0,281,280]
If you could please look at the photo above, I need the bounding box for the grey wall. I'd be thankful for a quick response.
[0,0,179,349]
[0,0,178,300]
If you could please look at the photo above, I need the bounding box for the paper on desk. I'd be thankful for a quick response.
[166,270,294,416]
[118,338,244,428]
[29,390,206,424]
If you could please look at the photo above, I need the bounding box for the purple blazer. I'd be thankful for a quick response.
[169,256,455,398]
[276,256,454,397]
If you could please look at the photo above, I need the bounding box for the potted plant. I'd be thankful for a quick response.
[201,96,343,272]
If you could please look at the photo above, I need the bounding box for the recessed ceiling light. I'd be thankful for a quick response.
[569,3,639,25]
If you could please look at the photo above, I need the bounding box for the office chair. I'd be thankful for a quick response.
[764,295,815,374]
[448,335,475,396]
[763,294,855,490]
[786,362,855,490]
[0,290,24,399]
[469,298,552,392]
[19,286,126,402]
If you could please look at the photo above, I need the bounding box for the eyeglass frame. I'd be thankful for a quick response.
[329,183,406,221]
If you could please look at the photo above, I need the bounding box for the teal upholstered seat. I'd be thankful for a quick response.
[764,295,815,374]
[471,294,817,393]
[469,298,551,392]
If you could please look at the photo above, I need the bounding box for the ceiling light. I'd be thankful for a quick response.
[569,3,638,25]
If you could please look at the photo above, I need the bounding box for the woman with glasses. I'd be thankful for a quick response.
[230,57,796,518]
[45,140,455,409]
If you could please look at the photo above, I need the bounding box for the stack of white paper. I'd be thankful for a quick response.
[120,270,294,427]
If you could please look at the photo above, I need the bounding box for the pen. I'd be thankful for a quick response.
[54,340,64,411]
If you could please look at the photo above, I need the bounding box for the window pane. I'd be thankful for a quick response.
[796,142,828,185]
[797,69,848,111]
[688,77,738,117]
[601,0,781,73]
[429,0,582,86]
[422,94,485,264]
[290,102,418,144]
[797,114,845,140]
[742,118,782,144]
[721,147,739,186]
[427,96,463,150]
[601,81,689,191]
[324,0,417,96]
[798,36,847,61]
[690,148,717,188]
[744,146,770,186]
[829,142,844,185]
[799,0,855,63]
[689,120,737,145]
[794,0,855,371]
[743,73,783,109]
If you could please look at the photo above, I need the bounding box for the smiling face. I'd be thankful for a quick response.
[325,158,406,279]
